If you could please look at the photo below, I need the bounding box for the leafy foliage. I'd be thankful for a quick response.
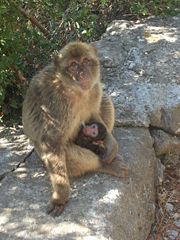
[0,0,179,125]
[129,0,179,16]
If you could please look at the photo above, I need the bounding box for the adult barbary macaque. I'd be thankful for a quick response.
[22,41,128,217]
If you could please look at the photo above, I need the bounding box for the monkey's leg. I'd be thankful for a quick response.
[66,143,101,177]
[66,143,128,178]
[34,141,70,217]
[98,154,129,178]
[100,94,115,133]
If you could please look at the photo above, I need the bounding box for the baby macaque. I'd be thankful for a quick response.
[75,122,107,159]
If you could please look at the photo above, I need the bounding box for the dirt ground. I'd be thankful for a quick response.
[148,154,180,240]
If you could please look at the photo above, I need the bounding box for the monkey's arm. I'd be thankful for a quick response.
[102,133,118,164]
[90,113,118,164]
[93,145,107,159]
[94,93,119,163]
[100,93,115,133]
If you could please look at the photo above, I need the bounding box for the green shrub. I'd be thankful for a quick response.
[0,0,97,124]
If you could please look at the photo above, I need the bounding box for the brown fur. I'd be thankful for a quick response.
[22,41,128,217]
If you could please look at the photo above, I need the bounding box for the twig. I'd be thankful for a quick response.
[17,6,51,40]
[11,66,27,84]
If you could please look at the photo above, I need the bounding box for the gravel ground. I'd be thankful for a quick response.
[147,154,180,240]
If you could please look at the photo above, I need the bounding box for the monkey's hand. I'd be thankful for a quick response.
[92,140,104,145]
[47,201,65,217]
[110,155,129,178]
[100,133,118,164]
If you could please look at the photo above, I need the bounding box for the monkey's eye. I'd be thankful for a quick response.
[91,124,98,137]
[69,61,79,69]
[92,131,98,137]
[82,58,91,65]
[91,124,97,129]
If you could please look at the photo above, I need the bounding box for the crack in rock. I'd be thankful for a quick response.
[0,149,34,182]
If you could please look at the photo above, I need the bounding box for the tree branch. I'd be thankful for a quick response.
[17,6,51,40]
[11,66,27,85]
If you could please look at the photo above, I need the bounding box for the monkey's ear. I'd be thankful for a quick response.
[53,52,64,68]
[53,54,60,67]
[90,43,98,55]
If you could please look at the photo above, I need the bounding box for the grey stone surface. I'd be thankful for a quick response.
[0,127,32,176]
[151,129,180,156]
[166,203,174,213]
[95,16,180,134]
[1,16,180,240]
[174,219,180,228]
[0,128,156,240]
[166,230,179,240]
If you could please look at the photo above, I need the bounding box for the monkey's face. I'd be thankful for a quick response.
[85,122,107,140]
[67,57,98,90]
[54,42,100,90]
[82,123,99,138]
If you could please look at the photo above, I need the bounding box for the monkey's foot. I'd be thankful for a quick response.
[98,155,129,178]
[47,202,65,217]
[113,157,129,178]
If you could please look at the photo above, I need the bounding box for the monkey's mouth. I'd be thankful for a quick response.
[79,72,92,90]
[80,79,91,90]
[72,75,91,90]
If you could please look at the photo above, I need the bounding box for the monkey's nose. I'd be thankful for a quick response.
[83,127,91,136]
[79,72,84,79]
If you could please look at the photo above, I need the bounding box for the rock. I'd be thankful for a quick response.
[95,16,180,134]
[166,230,178,240]
[156,157,165,185]
[174,213,180,220]
[0,127,156,240]
[174,219,180,228]
[110,128,156,240]
[0,126,32,177]
[151,129,180,156]
[166,203,174,213]
[149,106,180,135]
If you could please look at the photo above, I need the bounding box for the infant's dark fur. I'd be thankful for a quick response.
[75,122,107,158]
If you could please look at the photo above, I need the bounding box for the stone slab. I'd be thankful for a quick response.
[0,128,156,240]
